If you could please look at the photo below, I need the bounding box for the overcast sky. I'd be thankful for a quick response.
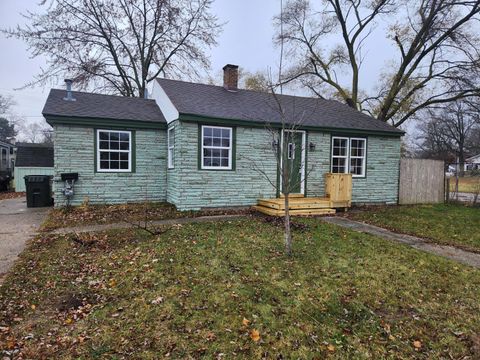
[0,0,408,137]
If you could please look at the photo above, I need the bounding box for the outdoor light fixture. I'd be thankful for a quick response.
[309,142,316,151]
[272,139,279,151]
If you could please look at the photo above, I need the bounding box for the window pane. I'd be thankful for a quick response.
[110,161,119,169]
[212,137,221,146]
[221,129,230,138]
[110,141,119,150]
[203,137,213,146]
[351,158,363,175]
[109,152,119,161]
[99,141,109,150]
[99,132,109,140]
[110,132,119,141]
[221,158,229,167]
[204,157,212,167]
[221,138,230,147]
[100,160,109,169]
[332,158,346,173]
[204,127,212,137]
[213,128,221,137]
[204,148,212,157]
[120,153,128,161]
[100,152,109,160]
[212,149,221,157]
[120,161,129,170]
[220,149,229,158]
[211,158,220,166]
[120,142,129,150]
[120,133,129,141]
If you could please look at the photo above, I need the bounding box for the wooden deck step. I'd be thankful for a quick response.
[258,198,332,210]
[253,205,336,217]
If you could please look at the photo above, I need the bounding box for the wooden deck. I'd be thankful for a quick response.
[254,173,353,217]
[254,196,350,216]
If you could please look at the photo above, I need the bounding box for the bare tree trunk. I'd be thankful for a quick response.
[284,193,292,256]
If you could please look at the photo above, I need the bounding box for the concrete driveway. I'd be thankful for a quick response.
[0,197,50,281]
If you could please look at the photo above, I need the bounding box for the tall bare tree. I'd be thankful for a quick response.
[276,0,480,127]
[417,99,480,175]
[4,0,221,97]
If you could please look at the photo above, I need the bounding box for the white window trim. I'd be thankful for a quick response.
[96,129,132,173]
[350,137,366,178]
[168,126,175,169]
[201,125,233,170]
[331,136,366,178]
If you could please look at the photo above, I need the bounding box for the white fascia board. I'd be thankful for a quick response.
[151,80,179,124]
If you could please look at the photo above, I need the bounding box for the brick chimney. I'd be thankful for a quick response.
[223,64,239,91]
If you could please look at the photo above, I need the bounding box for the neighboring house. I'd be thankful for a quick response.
[465,154,480,171]
[43,65,403,210]
[14,143,54,192]
[0,139,14,190]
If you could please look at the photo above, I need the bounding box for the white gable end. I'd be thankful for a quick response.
[151,80,179,124]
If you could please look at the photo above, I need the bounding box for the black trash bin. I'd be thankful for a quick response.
[24,175,53,208]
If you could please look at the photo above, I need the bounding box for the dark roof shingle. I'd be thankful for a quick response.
[15,143,54,167]
[42,89,166,123]
[157,78,403,135]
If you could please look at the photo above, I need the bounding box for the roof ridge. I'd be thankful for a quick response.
[156,77,334,103]
[49,89,157,102]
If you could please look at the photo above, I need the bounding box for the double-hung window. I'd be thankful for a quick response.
[331,136,366,177]
[168,127,175,169]
[201,125,232,169]
[97,129,132,172]
[1,149,6,168]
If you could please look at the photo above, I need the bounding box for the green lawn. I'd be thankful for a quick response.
[1,217,479,358]
[349,204,480,252]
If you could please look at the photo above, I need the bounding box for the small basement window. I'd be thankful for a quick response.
[97,129,131,172]
[331,136,366,177]
[201,125,232,169]
[168,126,175,169]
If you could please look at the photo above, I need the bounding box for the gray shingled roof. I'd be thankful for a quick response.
[43,89,166,123]
[15,143,54,167]
[157,78,403,135]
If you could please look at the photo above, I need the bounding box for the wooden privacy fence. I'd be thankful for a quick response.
[399,159,444,204]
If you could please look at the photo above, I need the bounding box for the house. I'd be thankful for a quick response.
[14,143,54,192]
[0,139,14,191]
[465,154,480,171]
[43,65,403,210]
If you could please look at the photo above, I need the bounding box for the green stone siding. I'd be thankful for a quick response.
[52,121,400,209]
[167,121,277,210]
[350,136,401,204]
[53,125,166,207]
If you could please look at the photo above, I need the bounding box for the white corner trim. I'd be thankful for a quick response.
[151,80,179,124]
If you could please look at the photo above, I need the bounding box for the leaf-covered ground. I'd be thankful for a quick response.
[41,202,250,231]
[449,176,480,194]
[0,192,25,201]
[1,217,479,358]
[348,204,480,253]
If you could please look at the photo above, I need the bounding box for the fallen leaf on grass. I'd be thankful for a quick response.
[64,318,74,325]
[242,318,250,327]
[327,344,335,352]
[250,329,260,342]
[206,332,216,341]
[30,304,36,310]
[413,340,422,349]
